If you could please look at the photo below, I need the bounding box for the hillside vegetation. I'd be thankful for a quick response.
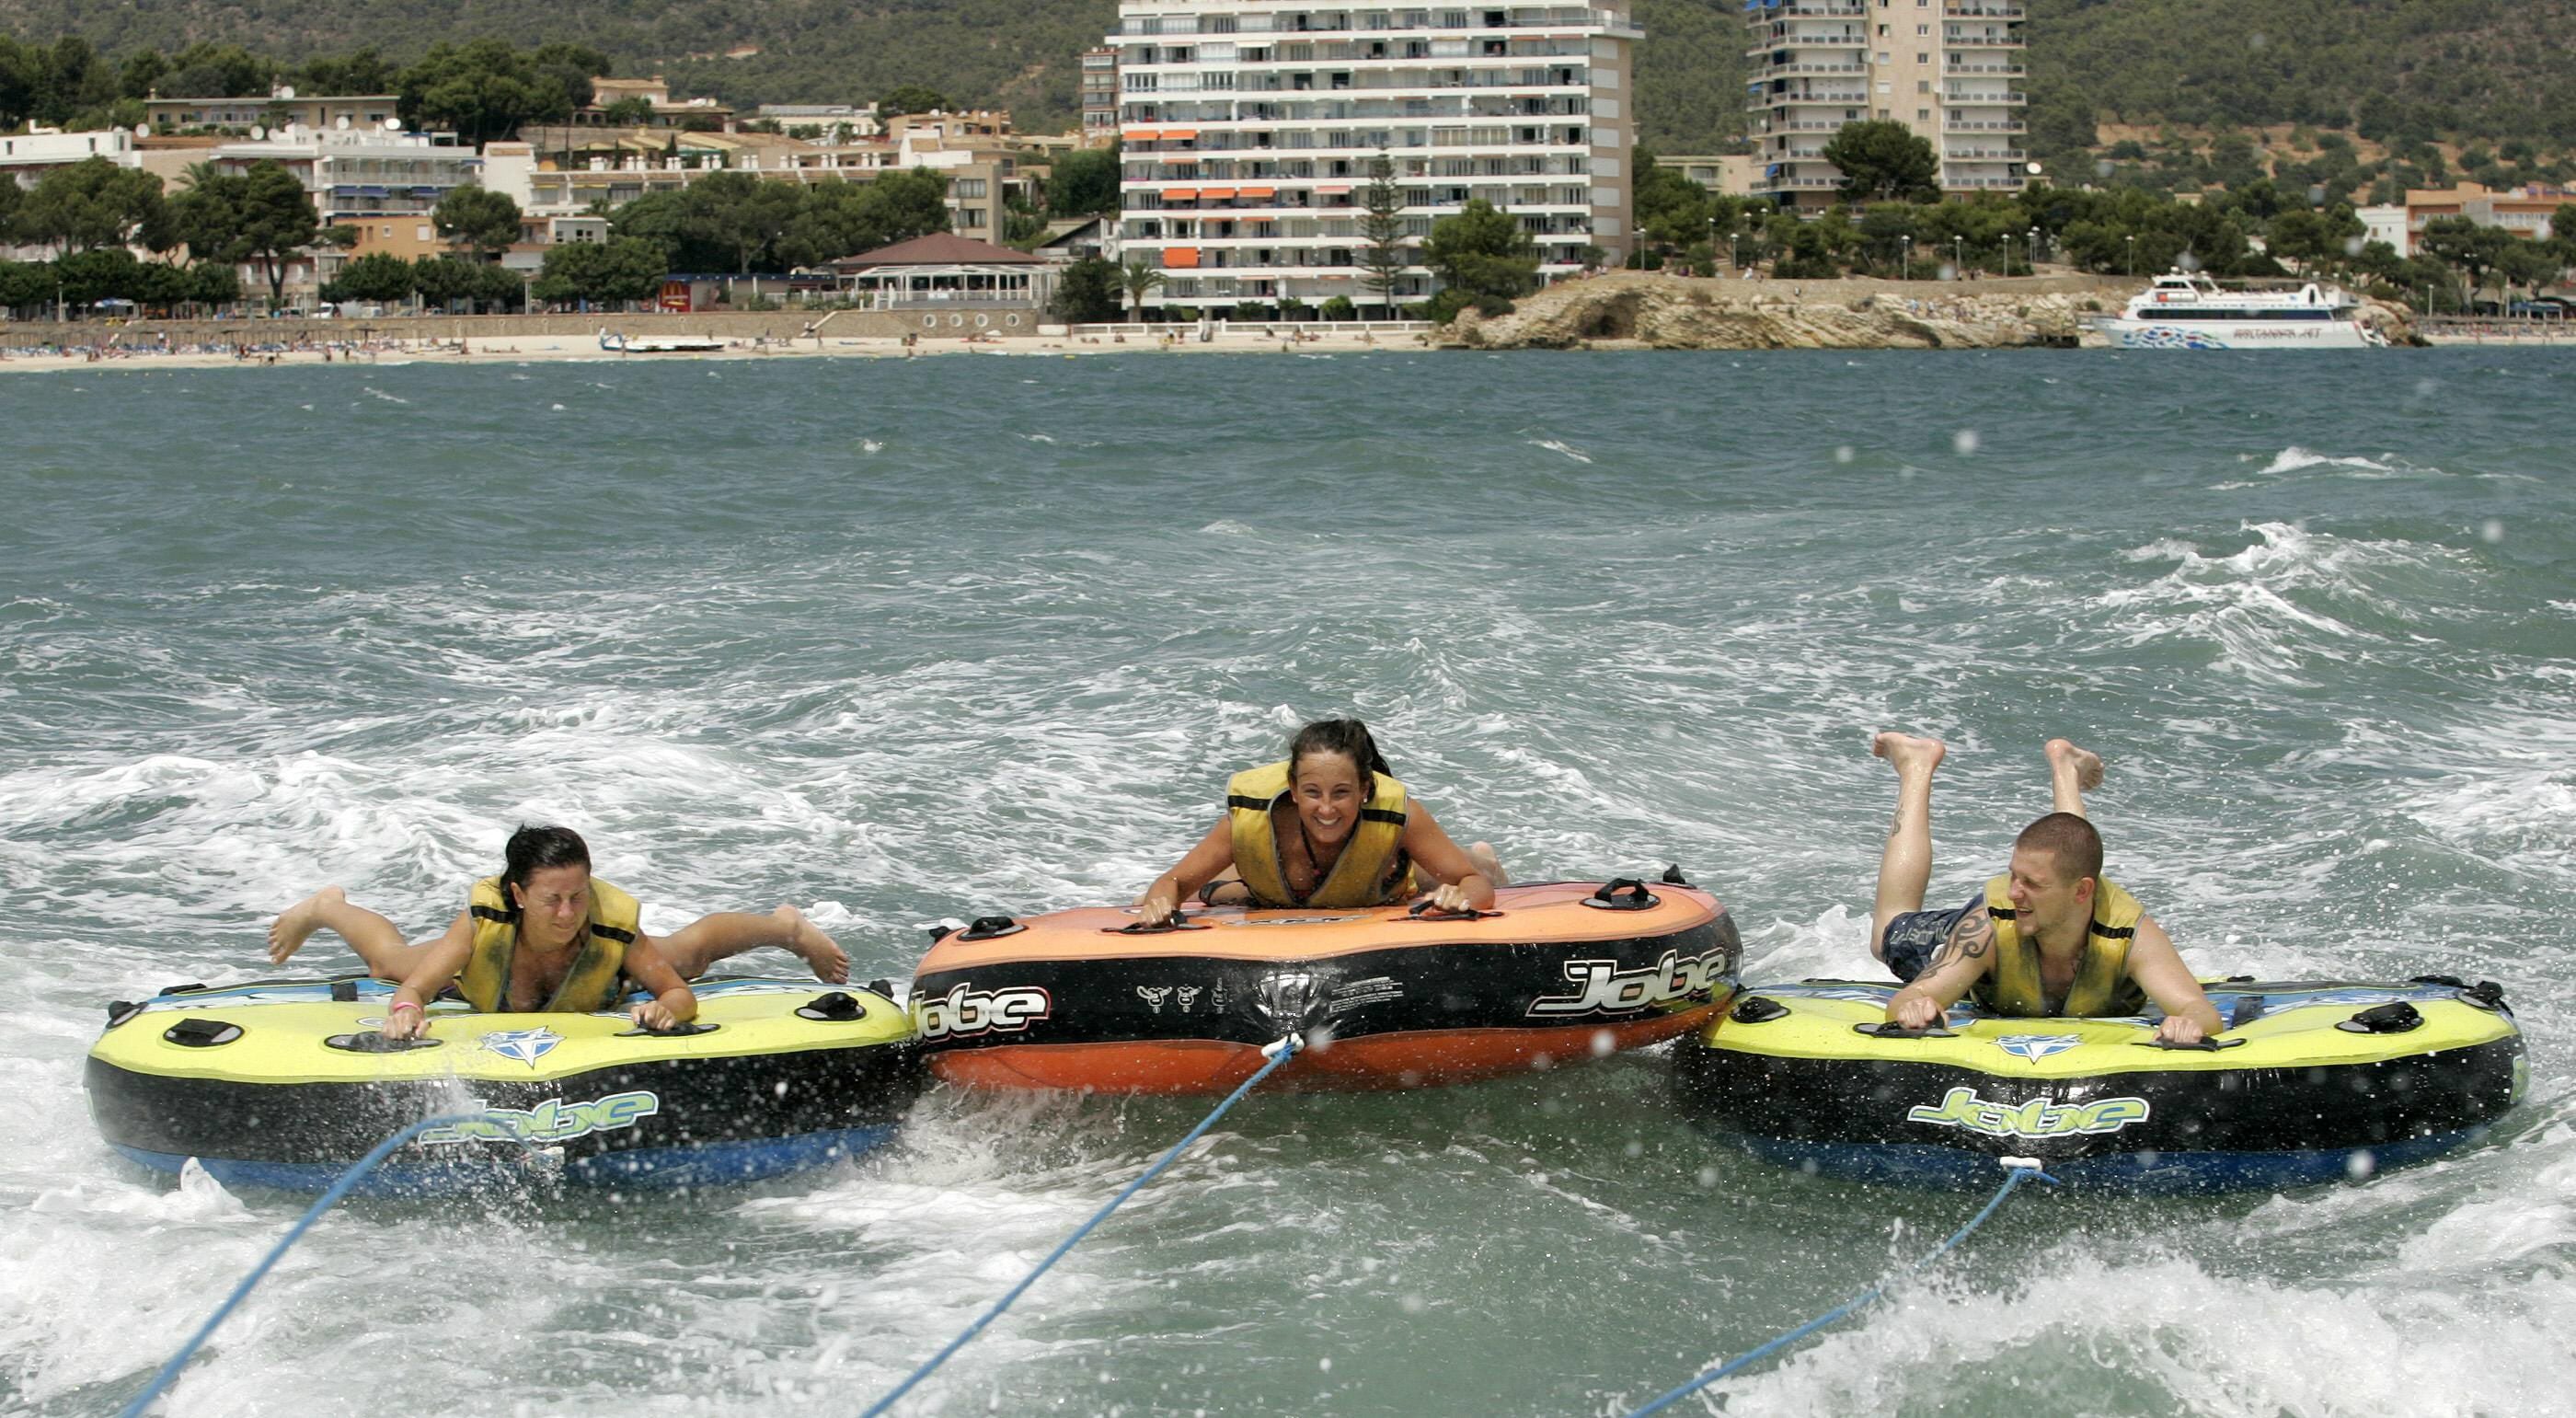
[0,0,2569,159]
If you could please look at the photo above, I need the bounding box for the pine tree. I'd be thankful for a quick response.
[1357,148,1409,317]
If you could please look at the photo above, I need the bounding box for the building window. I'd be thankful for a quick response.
[956,178,988,198]
[1918,80,1931,92]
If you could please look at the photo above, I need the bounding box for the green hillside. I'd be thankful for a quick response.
[1,0,2569,157]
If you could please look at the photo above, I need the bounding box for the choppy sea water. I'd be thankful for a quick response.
[1,347,2570,1416]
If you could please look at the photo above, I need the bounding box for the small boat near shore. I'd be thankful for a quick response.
[86,974,925,1194]
[2093,271,2388,349]
[599,328,727,353]
[912,878,1741,1094]
[1673,977,2523,1192]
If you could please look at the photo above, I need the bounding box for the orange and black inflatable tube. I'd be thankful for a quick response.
[910,881,1742,1094]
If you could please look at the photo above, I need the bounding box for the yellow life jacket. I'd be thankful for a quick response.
[1972,873,2147,1018]
[1225,760,1415,908]
[457,875,639,1014]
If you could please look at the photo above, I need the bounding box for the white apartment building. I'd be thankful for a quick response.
[0,127,145,184]
[1110,2,1639,308]
[202,125,483,294]
[1082,48,1122,144]
[1743,0,2026,211]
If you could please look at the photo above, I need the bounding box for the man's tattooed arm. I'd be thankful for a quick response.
[1926,903,1994,974]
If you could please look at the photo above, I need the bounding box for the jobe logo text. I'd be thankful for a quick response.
[1906,1086,2151,1138]
[916,982,1052,1041]
[1527,950,1726,1018]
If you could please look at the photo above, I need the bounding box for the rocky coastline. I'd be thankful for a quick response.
[1438,270,2422,351]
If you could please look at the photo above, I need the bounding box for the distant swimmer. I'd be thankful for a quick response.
[269,824,851,1030]
[1135,718,1504,926]
[1867,734,2223,1045]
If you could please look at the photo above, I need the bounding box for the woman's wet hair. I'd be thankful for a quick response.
[1289,719,1395,794]
[500,824,592,907]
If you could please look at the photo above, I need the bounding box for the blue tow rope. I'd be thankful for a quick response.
[859,1032,1305,1416]
[1619,1158,2059,1417]
[117,1111,496,1418]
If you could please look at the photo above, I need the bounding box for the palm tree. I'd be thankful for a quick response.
[1119,259,1167,319]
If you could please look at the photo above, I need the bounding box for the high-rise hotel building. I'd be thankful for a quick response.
[1742,0,2026,210]
[1110,3,1639,308]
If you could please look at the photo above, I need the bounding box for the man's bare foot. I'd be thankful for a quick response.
[774,905,849,984]
[2045,738,2105,791]
[1871,732,1947,774]
[268,886,343,964]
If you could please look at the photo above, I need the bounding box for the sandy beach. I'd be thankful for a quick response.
[0,323,1436,374]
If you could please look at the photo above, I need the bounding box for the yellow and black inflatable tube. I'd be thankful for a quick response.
[1673,976,2523,1192]
[86,974,924,1195]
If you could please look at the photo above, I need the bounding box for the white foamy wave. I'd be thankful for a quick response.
[1696,1245,2576,1418]
[1738,905,1875,983]
[0,1163,275,1406]
[1527,437,1593,464]
[2385,703,2576,886]
[724,1090,1259,1403]
[2252,445,2421,478]
[2100,522,2471,686]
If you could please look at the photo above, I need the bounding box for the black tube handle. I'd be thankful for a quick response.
[1581,879,1660,912]
[1854,1020,1955,1039]
[1407,899,1499,921]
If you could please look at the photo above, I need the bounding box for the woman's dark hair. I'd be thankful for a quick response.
[500,824,592,907]
[1288,719,1395,795]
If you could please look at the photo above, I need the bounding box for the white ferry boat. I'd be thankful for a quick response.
[2095,272,2387,350]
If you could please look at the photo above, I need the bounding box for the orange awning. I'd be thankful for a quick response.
[1200,186,1237,200]
[1121,127,1163,140]
[1236,186,1276,200]
[1161,128,1199,141]
[1166,155,1200,166]
[1162,247,1202,269]
[1161,188,1199,201]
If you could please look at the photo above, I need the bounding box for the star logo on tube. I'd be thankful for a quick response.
[479,1027,565,1067]
[1993,1034,2082,1064]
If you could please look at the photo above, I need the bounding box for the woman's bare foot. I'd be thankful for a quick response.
[1871,732,1947,774]
[2045,738,2105,790]
[268,886,345,964]
[775,905,849,984]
